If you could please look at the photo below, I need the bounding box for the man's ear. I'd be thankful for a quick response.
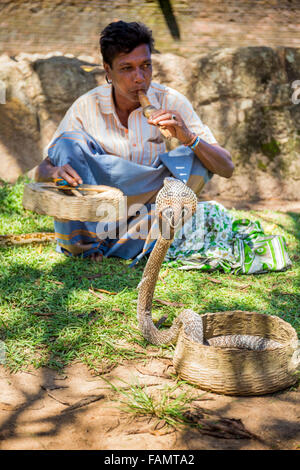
[103,62,111,78]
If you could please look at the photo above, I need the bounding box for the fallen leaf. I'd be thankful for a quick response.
[160,268,169,279]
[92,287,117,295]
[89,363,116,376]
[88,288,105,300]
[0,402,19,411]
[206,276,223,284]
[154,298,185,307]
[112,307,124,314]
[48,280,64,285]
[61,394,105,413]
[43,385,68,391]
[41,386,71,406]
[150,427,175,436]
[273,291,299,297]
[135,365,171,379]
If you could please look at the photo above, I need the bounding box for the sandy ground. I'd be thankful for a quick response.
[0,359,299,451]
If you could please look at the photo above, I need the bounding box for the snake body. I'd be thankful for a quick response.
[137,178,281,351]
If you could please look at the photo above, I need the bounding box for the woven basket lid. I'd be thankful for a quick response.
[22,182,126,222]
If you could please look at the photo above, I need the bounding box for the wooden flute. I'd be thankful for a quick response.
[138,90,173,139]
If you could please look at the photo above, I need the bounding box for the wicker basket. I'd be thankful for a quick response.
[22,183,126,222]
[173,310,299,396]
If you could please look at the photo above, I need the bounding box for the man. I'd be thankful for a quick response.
[35,21,234,261]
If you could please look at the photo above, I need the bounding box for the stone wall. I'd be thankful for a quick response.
[0,0,299,58]
[0,46,299,200]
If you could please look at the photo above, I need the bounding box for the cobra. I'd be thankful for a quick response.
[137,177,281,350]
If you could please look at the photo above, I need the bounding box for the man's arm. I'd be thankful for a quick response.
[190,141,234,179]
[35,157,83,186]
[148,109,234,178]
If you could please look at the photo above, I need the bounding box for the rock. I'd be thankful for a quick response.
[0,53,102,182]
[32,55,101,114]
[0,56,43,182]
[151,53,193,98]
[190,47,300,200]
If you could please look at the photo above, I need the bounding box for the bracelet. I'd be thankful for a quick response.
[184,133,197,147]
[190,135,201,150]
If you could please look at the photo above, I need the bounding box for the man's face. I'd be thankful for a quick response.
[104,43,152,106]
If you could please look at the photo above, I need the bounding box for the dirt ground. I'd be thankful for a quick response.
[210,198,300,213]
[0,357,299,451]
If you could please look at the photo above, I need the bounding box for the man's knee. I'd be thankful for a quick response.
[48,131,88,168]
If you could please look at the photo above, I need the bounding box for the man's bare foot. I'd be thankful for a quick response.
[89,253,103,262]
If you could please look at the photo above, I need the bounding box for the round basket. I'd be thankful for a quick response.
[22,183,126,222]
[173,310,299,396]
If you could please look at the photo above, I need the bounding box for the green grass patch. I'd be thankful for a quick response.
[0,178,299,373]
[103,378,201,429]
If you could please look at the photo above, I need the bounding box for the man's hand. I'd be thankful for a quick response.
[52,164,83,186]
[148,109,194,145]
[35,157,83,186]
[148,109,234,178]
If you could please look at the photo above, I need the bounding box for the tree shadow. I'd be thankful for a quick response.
[157,0,181,40]
[0,363,105,447]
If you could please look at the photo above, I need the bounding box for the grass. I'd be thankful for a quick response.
[103,378,201,429]
[0,177,299,374]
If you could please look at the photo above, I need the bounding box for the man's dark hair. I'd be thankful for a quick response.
[100,21,154,67]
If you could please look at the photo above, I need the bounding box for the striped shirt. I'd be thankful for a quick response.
[44,82,218,166]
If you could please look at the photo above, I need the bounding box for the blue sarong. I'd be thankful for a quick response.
[48,129,212,261]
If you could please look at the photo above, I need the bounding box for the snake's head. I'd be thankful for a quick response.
[156,178,197,239]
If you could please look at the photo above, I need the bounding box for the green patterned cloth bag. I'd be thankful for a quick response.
[166,201,292,274]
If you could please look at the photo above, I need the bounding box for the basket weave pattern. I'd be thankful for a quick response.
[173,311,299,396]
[22,183,125,222]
